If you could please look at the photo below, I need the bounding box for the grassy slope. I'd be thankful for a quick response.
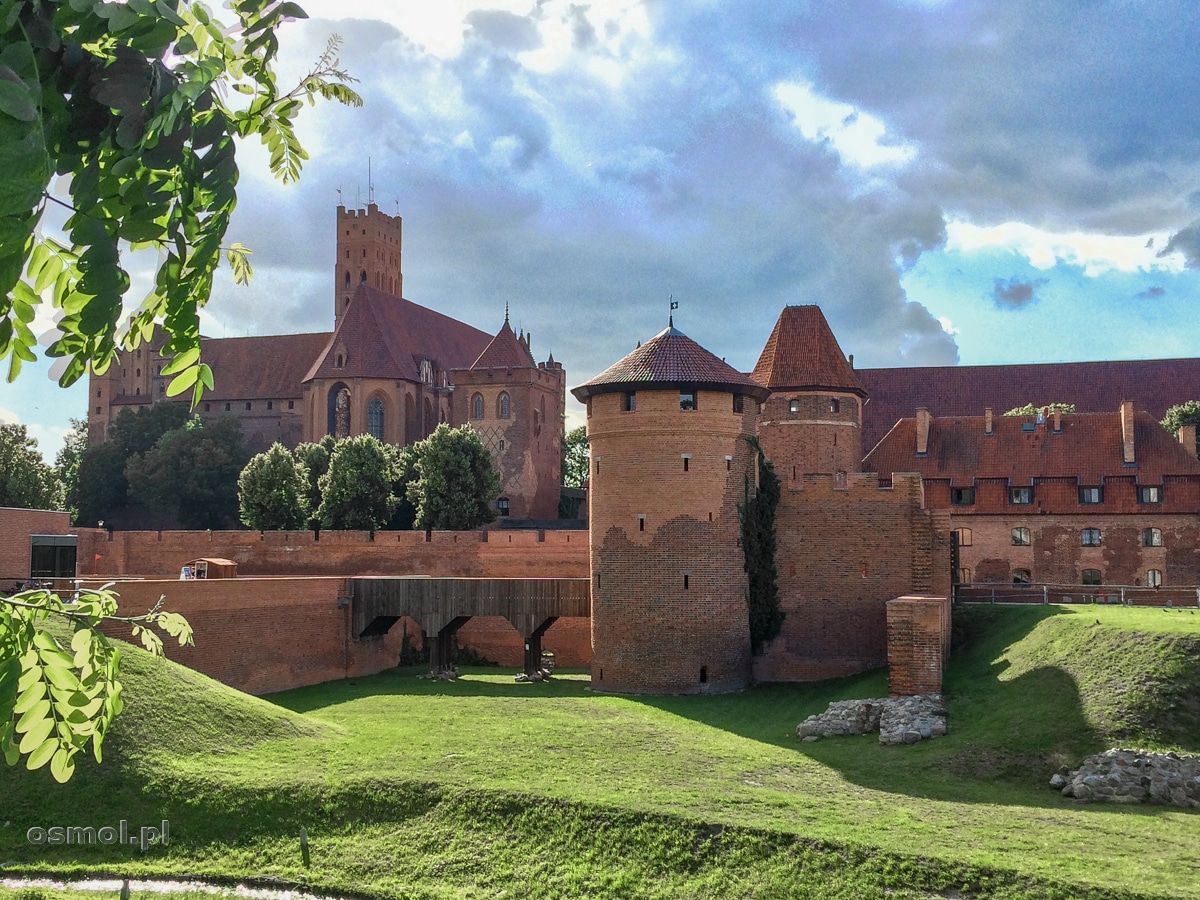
[0,605,1197,899]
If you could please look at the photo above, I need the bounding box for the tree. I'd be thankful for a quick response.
[54,418,88,521]
[238,442,306,530]
[316,434,397,531]
[295,434,336,530]
[126,416,249,528]
[408,424,499,531]
[1003,403,1075,417]
[0,1,361,403]
[0,423,61,509]
[562,425,589,488]
[739,438,783,655]
[1,584,191,783]
[384,442,419,531]
[1161,401,1200,457]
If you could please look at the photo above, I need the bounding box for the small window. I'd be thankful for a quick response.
[94,406,101,414]
[950,487,975,506]
[1012,569,1032,584]
[1139,485,1162,504]
[1147,569,1163,588]
[1142,528,1162,547]
[1082,569,1102,586]
[1011,527,1031,546]
[497,498,510,517]
[638,515,645,532]
[952,527,972,546]
[1010,486,1033,505]
[1081,528,1102,547]
[683,574,689,590]
[679,391,697,411]
[336,354,344,368]
[623,392,636,412]
[725,455,732,471]
[733,394,744,413]
[472,393,484,420]
[499,393,510,419]
[96,389,101,397]
[1079,486,1103,504]
[682,455,690,472]
[136,368,141,376]
[158,382,165,395]
[288,400,295,410]
[830,398,840,414]
[499,439,505,452]
[789,399,800,414]
[267,401,273,410]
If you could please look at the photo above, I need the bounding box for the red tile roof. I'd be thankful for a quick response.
[470,318,535,369]
[857,359,1200,456]
[751,305,866,396]
[304,283,491,383]
[863,410,1200,484]
[572,324,770,401]
[198,333,333,401]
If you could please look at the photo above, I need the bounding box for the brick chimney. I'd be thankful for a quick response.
[1179,423,1198,459]
[1053,407,1061,433]
[984,407,993,436]
[1120,401,1135,464]
[916,408,931,455]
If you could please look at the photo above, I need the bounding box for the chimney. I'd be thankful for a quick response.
[848,354,854,369]
[984,407,993,436]
[1120,401,1135,464]
[1179,423,1198,459]
[916,408,931,455]
[1053,407,1061,433]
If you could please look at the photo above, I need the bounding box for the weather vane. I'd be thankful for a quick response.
[669,295,678,327]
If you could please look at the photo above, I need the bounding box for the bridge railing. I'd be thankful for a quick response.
[954,582,1199,608]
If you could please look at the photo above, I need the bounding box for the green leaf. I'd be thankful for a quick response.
[15,697,50,734]
[0,77,36,122]
[166,364,200,396]
[12,680,46,715]
[25,734,59,770]
[18,715,54,755]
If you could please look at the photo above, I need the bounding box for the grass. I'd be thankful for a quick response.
[0,605,1197,899]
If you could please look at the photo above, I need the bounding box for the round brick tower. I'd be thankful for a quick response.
[572,322,770,694]
[751,305,867,481]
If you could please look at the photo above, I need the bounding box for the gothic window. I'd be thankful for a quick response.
[344,271,351,288]
[360,269,367,283]
[368,397,385,440]
[472,393,484,420]
[498,392,510,419]
[420,360,433,384]
[423,398,434,437]
[336,354,344,368]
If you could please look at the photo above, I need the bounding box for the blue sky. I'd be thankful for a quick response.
[5,0,1200,458]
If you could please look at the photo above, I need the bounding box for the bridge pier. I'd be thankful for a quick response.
[522,617,558,678]
[430,616,471,678]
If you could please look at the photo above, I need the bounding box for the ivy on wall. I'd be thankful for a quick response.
[739,438,784,655]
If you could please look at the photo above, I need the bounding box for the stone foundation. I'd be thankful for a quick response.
[796,694,947,745]
[1052,749,1200,808]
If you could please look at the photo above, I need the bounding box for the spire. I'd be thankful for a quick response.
[504,301,509,326]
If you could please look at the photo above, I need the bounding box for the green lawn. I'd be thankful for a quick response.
[0,605,1197,899]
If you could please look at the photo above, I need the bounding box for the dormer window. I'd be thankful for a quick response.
[336,354,344,368]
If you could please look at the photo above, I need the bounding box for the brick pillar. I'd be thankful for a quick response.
[886,595,949,696]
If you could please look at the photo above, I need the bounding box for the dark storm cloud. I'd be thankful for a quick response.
[992,277,1047,309]
[1160,220,1200,269]
[1135,286,1166,300]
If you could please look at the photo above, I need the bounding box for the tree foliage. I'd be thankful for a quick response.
[0,0,362,402]
[0,422,61,509]
[237,442,305,530]
[408,424,499,531]
[1161,401,1200,457]
[125,415,248,528]
[54,417,88,520]
[294,434,335,530]
[1003,403,1075,417]
[561,424,589,489]
[1,584,191,783]
[384,442,419,531]
[316,433,397,531]
[739,438,783,656]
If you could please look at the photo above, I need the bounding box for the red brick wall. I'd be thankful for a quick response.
[925,473,1200,515]
[88,577,406,695]
[952,513,1200,586]
[887,595,951,696]
[588,388,757,694]
[454,616,591,667]
[757,390,864,478]
[0,508,71,587]
[753,473,953,682]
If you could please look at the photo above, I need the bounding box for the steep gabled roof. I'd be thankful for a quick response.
[572,324,769,401]
[470,317,535,369]
[304,283,491,382]
[751,305,866,396]
[196,333,333,401]
[862,410,1200,484]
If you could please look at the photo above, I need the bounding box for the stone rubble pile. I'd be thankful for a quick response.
[796,694,947,746]
[1051,749,1200,808]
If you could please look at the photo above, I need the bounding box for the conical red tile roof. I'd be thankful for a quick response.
[572,324,769,401]
[470,317,535,369]
[752,305,866,396]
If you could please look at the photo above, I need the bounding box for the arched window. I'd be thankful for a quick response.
[472,393,484,420]
[336,354,344,368]
[367,397,385,440]
[327,384,351,438]
[498,392,510,419]
[359,269,367,283]
[344,271,351,288]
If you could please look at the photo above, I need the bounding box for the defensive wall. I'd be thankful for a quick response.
[0,507,71,589]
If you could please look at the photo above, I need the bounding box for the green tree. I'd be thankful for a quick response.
[238,442,306,530]
[54,417,88,520]
[316,434,397,531]
[562,424,589,488]
[1161,401,1200,457]
[0,1,361,401]
[408,424,500,531]
[1003,403,1075,417]
[384,442,419,531]
[0,422,61,509]
[1,585,191,783]
[126,416,249,528]
[295,434,337,530]
[739,438,783,655]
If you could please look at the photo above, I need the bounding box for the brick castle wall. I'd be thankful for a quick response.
[886,595,951,696]
[757,390,864,477]
[753,473,953,682]
[0,508,71,587]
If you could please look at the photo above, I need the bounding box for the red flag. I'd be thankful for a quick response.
[94,554,102,561]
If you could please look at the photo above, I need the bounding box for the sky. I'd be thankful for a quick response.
[5,0,1200,459]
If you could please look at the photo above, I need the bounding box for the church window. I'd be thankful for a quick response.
[498,392,510,419]
[135,387,140,395]
[679,391,697,411]
[336,388,351,437]
[499,440,505,452]
[472,393,484,419]
[344,271,350,287]
[367,397,385,440]
[136,368,140,376]
[336,354,344,368]
[360,270,367,283]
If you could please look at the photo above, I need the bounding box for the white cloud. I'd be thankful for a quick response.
[937,316,960,337]
[0,407,66,463]
[946,219,1187,276]
[773,81,916,170]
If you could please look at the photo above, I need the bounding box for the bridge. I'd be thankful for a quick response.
[352,577,591,677]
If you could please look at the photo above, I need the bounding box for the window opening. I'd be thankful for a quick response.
[789,399,800,414]
[1081,528,1102,547]
[1139,485,1163,504]
[953,527,972,546]
[679,391,697,411]
[1147,569,1163,588]
[1012,569,1032,584]
[1079,486,1103,504]
[1142,528,1162,547]
[1012,527,1031,546]
[950,487,975,505]
[499,393,510,419]
[623,392,636,412]
[1010,486,1033,505]
[830,398,840,413]
[1082,569,1102,586]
